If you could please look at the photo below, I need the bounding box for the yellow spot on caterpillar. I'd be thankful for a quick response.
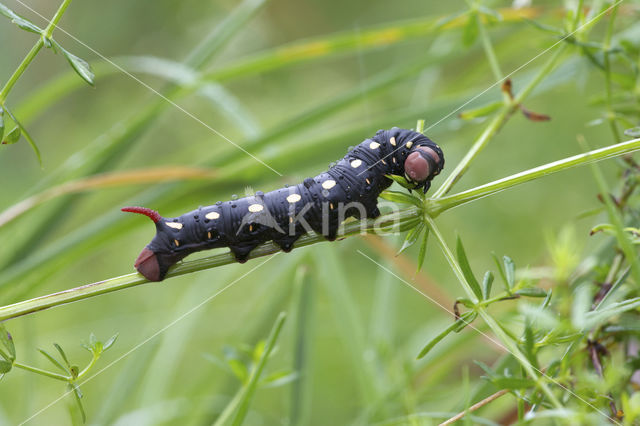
[286,193,301,203]
[406,141,413,148]
[392,157,396,163]
[330,203,334,210]
[205,211,220,220]
[366,178,370,184]
[207,232,212,239]
[248,204,263,213]
[174,239,180,247]
[249,224,253,232]
[390,137,396,146]
[166,222,183,230]
[381,159,387,165]
[351,159,362,168]
[322,180,336,189]
[289,216,293,223]
[369,141,380,149]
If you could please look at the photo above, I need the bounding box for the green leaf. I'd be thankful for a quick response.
[455,236,483,300]
[491,253,509,292]
[0,3,42,34]
[503,256,515,290]
[3,107,41,165]
[417,311,476,359]
[397,222,425,254]
[416,226,430,272]
[261,370,299,388]
[227,358,248,383]
[53,343,71,369]
[462,11,478,46]
[459,101,502,120]
[624,127,640,138]
[477,5,502,22]
[586,297,640,328]
[0,324,15,360]
[103,333,118,351]
[38,348,69,374]
[0,360,11,373]
[522,17,564,35]
[50,39,95,86]
[379,189,422,207]
[482,271,494,300]
[0,108,4,142]
[516,287,548,298]
[3,126,20,144]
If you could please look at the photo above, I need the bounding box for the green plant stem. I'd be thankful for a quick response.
[432,45,566,198]
[429,137,640,215]
[0,0,73,104]
[13,361,68,381]
[0,208,418,322]
[2,137,640,321]
[603,3,621,143]
[476,10,503,83]
[425,215,563,408]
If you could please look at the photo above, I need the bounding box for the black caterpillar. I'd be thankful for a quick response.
[123,127,444,281]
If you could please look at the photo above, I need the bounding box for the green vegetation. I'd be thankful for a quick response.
[1,0,640,424]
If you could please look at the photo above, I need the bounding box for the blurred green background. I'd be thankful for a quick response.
[0,0,636,424]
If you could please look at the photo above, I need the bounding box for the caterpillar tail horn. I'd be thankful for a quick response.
[121,206,163,281]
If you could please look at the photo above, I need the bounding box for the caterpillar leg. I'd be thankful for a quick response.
[274,236,299,252]
[230,243,259,263]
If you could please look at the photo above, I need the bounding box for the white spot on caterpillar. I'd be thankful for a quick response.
[205,211,220,220]
[248,204,263,213]
[392,157,396,163]
[369,141,380,150]
[166,222,183,230]
[322,180,336,189]
[390,137,396,146]
[286,193,301,203]
[366,178,371,184]
[351,159,362,168]
[406,141,413,148]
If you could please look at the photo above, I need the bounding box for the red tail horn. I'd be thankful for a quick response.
[121,206,162,223]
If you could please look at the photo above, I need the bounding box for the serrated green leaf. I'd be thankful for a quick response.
[379,189,422,207]
[53,343,71,369]
[397,222,424,254]
[504,256,515,289]
[3,126,20,144]
[38,348,69,374]
[0,324,15,360]
[50,39,95,86]
[459,100,502,120]
[455,236,483,300]
[0,3,42,34]
[417,311,476,359]
[462,11,478,47]
[516,287,548,297]
[482,271,494,300]
[624,127,640,138]
[417,226,430,272]
[0,360,11,373]
[103,333,118,351]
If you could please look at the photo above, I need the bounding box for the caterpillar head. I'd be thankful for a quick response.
[404,144,445,193]
[121,206,190,281]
